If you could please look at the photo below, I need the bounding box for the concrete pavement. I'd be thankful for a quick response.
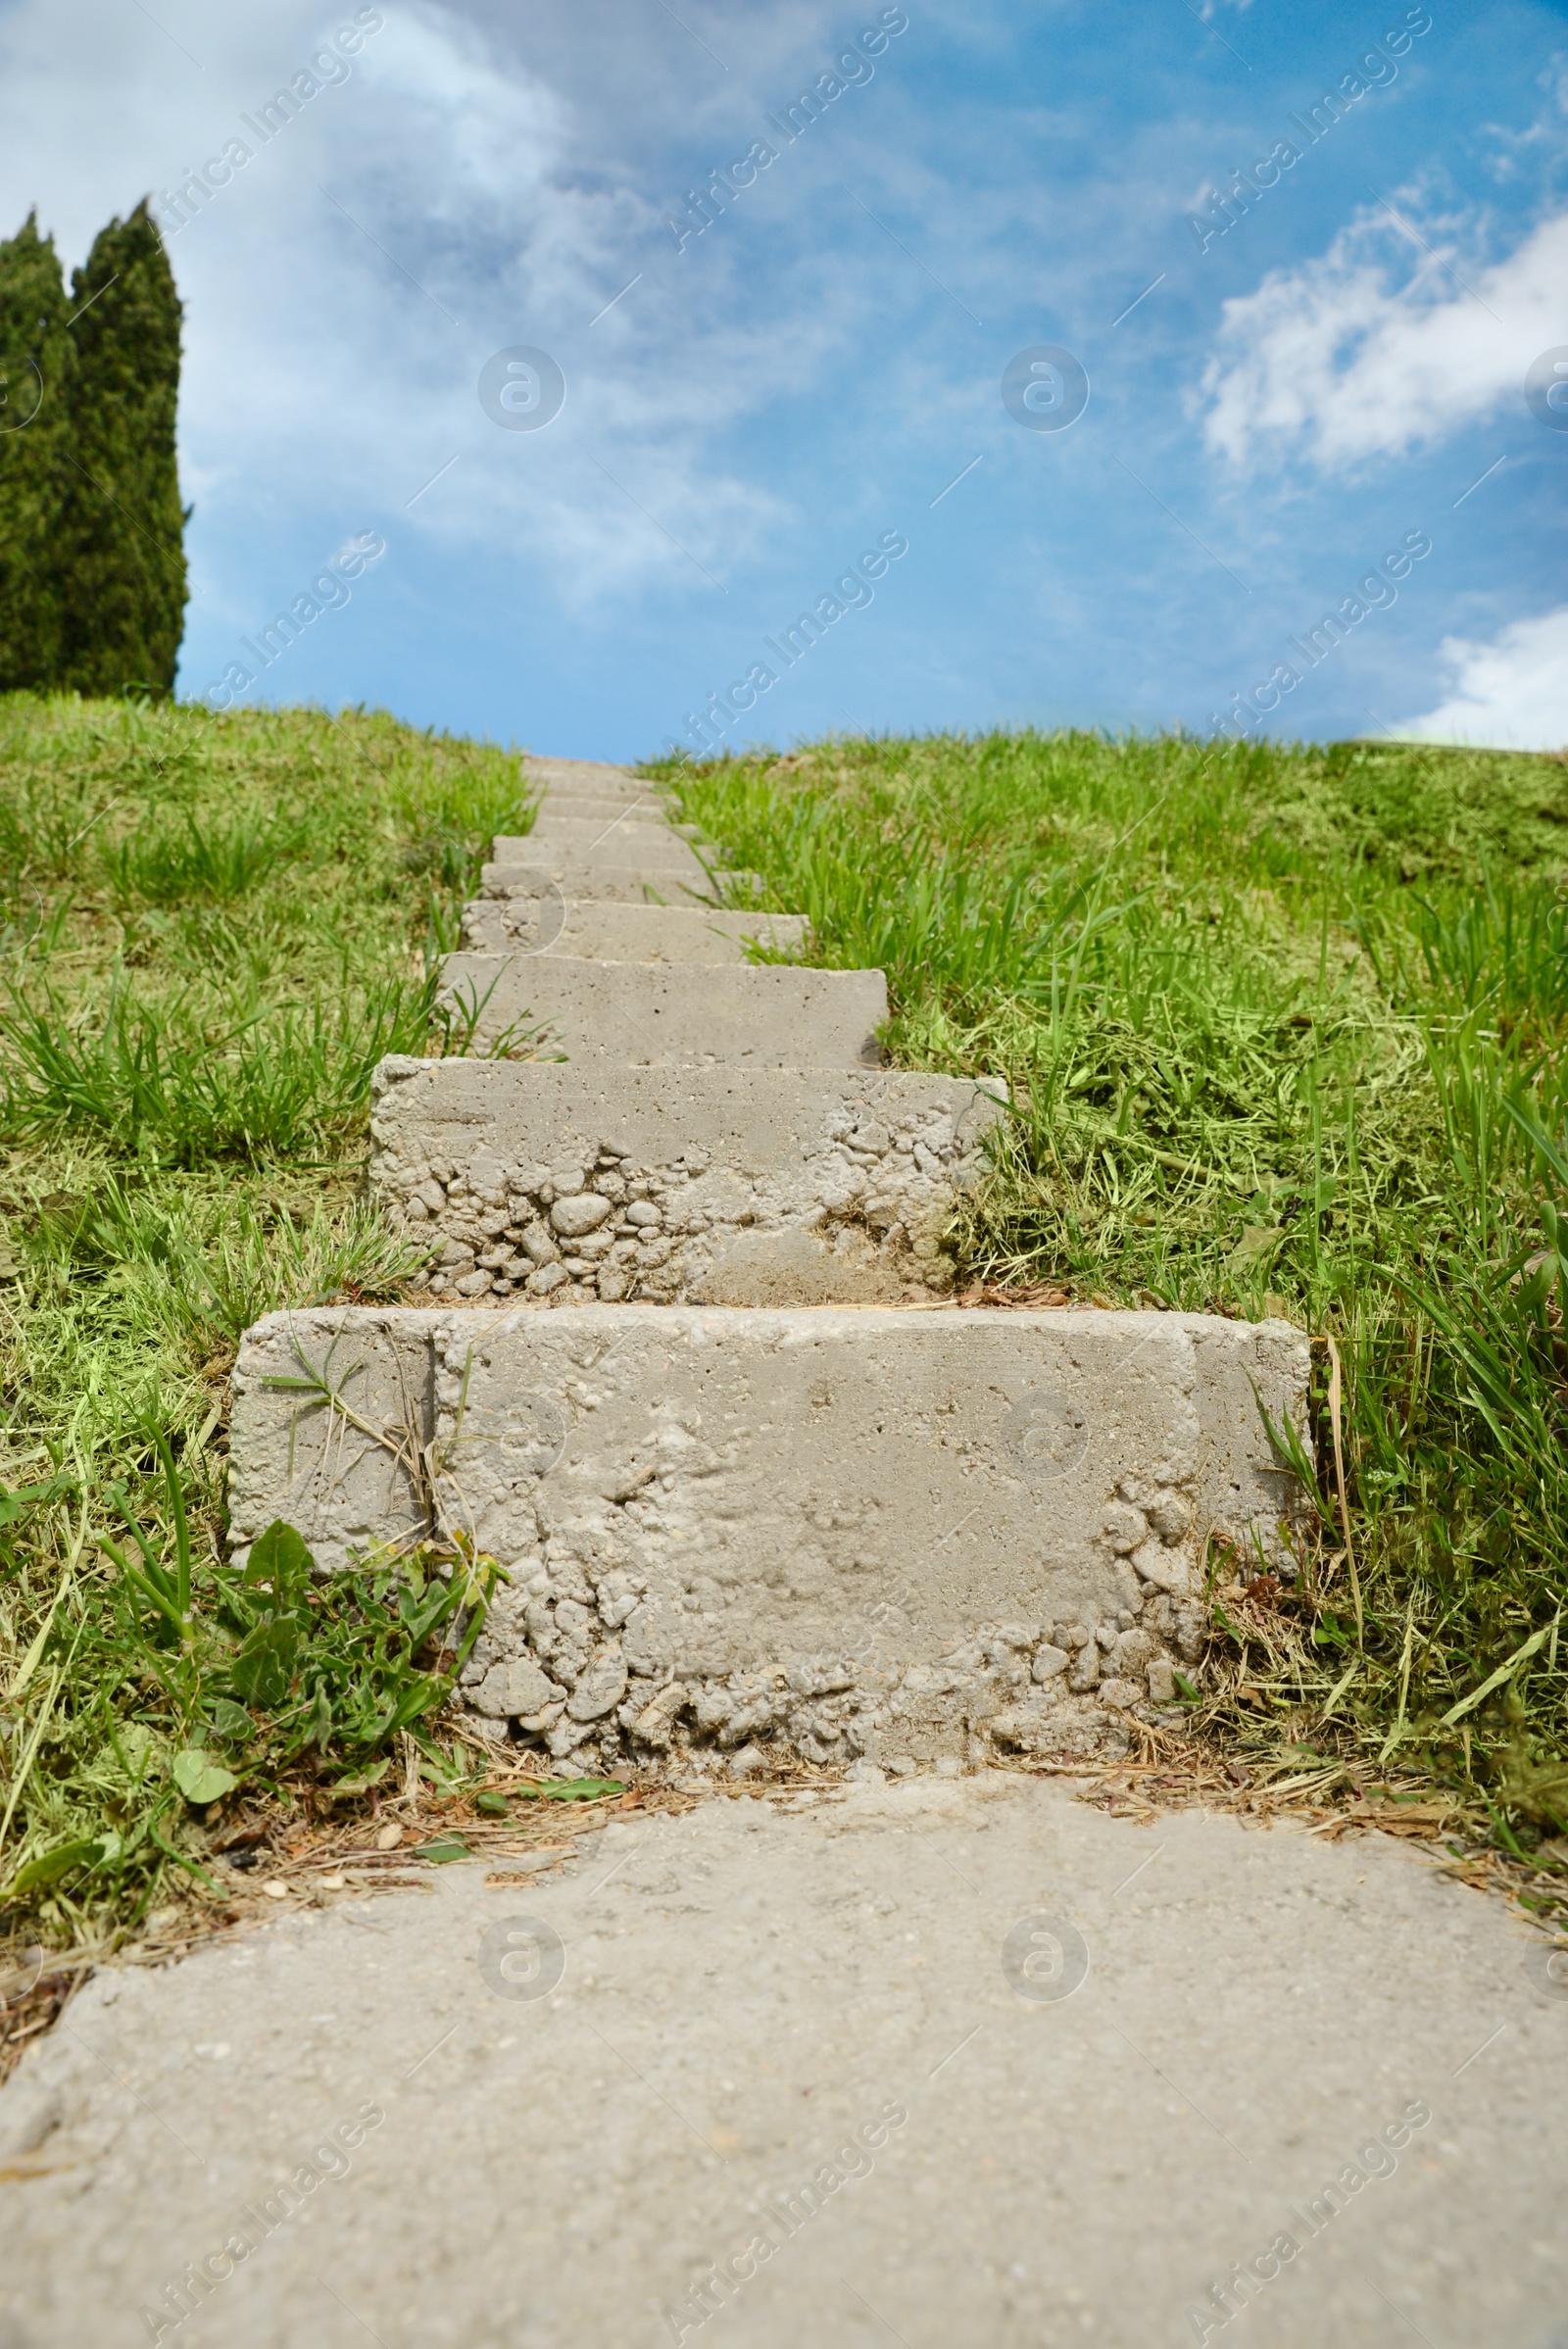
[2,1770,1565,2349]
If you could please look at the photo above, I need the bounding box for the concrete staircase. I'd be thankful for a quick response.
[228,758,1309,1780]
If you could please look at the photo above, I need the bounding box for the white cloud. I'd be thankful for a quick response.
[1396,607,1568,751]
[172,4,798,604]
[0,0,846,628]
[1198,206,1568,469]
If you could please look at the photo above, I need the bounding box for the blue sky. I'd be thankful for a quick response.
[3,0,1565,759]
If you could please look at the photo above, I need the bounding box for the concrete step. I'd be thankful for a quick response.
[498,818,708,868]
[440,952,887,1064]
[479,858,717,907]
[370,1057,1005,1303]
[503,813,680,847]
[521,756,642,792]
[459,897,808,962]
[528,799,675,830]
[532,795,685,828]
[529,770,653,794]
[227,1302,1309,1769]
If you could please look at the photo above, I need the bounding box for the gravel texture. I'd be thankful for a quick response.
[225,1304,1307,1769]
[370,1058,1005,1305]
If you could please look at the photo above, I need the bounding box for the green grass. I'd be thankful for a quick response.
[649,731,1568,1845]
[0,694,534,1947]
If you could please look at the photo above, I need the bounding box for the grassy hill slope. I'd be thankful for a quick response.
[2,702,1566,1966]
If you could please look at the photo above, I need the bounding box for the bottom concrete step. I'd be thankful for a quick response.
[227,1304,1308,1772]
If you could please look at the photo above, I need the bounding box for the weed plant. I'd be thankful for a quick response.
[652,732,1568,1844]
[0,695,532,1945]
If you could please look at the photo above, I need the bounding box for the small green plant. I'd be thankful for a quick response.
[514,1778,626,1801]
[6,1454,498,1919]
[99,1467,497,1765]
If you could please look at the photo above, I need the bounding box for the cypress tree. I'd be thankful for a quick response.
[56,199,188,697]
[0,211,74,692]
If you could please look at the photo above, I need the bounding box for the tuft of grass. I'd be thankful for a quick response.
[0,968,446,1164]
[0,694,534,1954]
[650,731,1568,1844]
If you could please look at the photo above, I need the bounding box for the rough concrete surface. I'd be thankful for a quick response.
[504,794,675,821]
[493,827,712,885]
[507,798,676,825]
[225,1305,1306,1770]
[532,795,693,827]
[3,1774,1564,2349]
[507,817,704,860]
[525,802,680,833]
[457,900,808,963]
[525,775,648,794]
[440,954,889,1065]
[527,774,666,801]
[368,1057,1004,1303]
[520,755,647,793]
[478,859,717,908]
